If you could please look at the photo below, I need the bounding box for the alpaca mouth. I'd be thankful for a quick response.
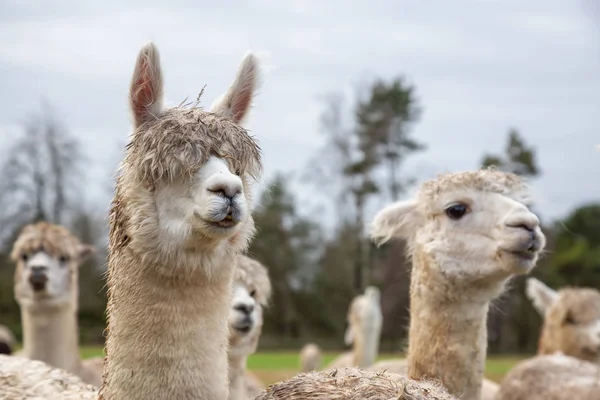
[582,346,600,358]
[206,213,238,229]
[234,322,253,333]
[214,214,237,228]
[507,247,537,261]
[30,282,47,293]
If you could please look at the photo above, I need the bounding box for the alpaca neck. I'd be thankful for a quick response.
[21,302,81,373]
[228,353,248,400]
[353,328,378,367]
[99,251,235,400]
[406,251,489,400]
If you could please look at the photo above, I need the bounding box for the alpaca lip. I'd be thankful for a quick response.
[214,214,237,228]
[507,249,537,261]
[206,213,238,228]
[233,321,253,333]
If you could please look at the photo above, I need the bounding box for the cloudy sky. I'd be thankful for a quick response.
[1,0,598,226]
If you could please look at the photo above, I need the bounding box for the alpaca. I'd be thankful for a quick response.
[526,277,600,362]
[0,353,97,399]
[0,325,15,355]
[257,368,456,399]
[495,353,600,399]
[228,254,272,400]
[0,42,262,400]
[327,286,383,369]
[258,169,546,400]
[299,343,322,372]
[10,222,102,386]
[494,278,600,399]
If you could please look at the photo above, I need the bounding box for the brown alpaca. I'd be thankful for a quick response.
[10,222,102,386]
[495,279,600,399]
[0,42,263,399]
[257,168,546,400]
[228,254,272,400]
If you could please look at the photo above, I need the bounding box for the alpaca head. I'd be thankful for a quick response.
[111,43,262,276]
[371,169,546,297]
[10,222,95,309]
[527,277,600,362]
[228,255,271,358]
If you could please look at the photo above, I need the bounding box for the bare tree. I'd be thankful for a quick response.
[0,101,85,248]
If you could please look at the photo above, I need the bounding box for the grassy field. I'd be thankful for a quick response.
[78,346,526,385]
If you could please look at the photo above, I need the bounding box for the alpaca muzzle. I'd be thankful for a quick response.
[28,267,48,292]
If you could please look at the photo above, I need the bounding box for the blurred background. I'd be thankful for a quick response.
[0,0,599,371]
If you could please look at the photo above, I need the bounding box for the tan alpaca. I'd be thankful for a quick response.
[0,42,263,399]
[366,360,500,400]
[527,277,600,361]
[495,278,600,399]
[257,168,546,400]
[0,325,15,355]
[327,286,383,369]
[299,343,322,372]
[228,254,272,400]
[258,368,456,399]
[9,222,102,386]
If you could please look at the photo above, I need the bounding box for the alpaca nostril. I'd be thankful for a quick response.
[207,183,242,200]
[234,303,254,315]
[505,221,537,232]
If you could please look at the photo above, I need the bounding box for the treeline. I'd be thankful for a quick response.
[0,81,598,354]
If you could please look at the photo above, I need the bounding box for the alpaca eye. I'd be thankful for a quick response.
[20,254,28,262]
[564,312,576,325]
[59,255,69,263]
[234,169,242,176]
[445,203,468,220]
[249,290,256,298]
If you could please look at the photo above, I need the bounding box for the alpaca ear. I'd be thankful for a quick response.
[130,42,164,128]
[78,244,96,261]
[526,277,558,315]
[210,52,259,124]
[370,200,421,246]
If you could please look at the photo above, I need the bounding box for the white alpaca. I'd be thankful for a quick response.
[257,168,546,400]
[0,41,263,400]
[228,254,272,400]
[9,222,102,386]
[495,278,600,399]
[327,286,383,369]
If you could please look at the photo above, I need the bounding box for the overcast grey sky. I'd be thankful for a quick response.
[0,0,598,226]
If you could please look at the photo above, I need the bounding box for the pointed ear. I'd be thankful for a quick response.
[130,42,164,128]
[78,244,96,262]
[526,277,559,315]
[210,52,259,124]
[370,200,421,246]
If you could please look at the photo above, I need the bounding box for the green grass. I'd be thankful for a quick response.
[77,346,526,384]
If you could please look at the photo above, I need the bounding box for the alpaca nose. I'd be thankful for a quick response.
[234,303,254,315]
[207,181,242,200]
[505,213,540,232]
[28,266,48,291]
